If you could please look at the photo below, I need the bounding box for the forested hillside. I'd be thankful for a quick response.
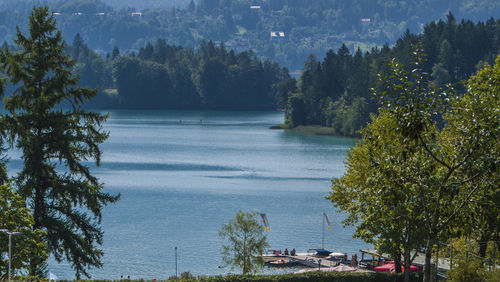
[1,0,499,70]
[285,14,499,137]
[67,36,291,110]
[1,0,192,9]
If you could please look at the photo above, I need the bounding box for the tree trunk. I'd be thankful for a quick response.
[30,143,44,277]
[403,248,411,282]
[29,188,44,276]
[478,233,490,262]
[394,251,402,273]
[423,238,433,282]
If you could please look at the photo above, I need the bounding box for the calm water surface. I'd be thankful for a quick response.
[31,110,368,279]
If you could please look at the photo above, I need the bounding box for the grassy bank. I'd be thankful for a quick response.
[290,125,337,136]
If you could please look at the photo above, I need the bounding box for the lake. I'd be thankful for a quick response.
[19,110,369,280]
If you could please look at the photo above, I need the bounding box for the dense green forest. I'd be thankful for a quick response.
[285,15,499,137]
[1,0,499,70]
[67,36,291,110]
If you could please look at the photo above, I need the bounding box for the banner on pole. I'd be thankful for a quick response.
[261,213,270,231]
[323,212,331,230]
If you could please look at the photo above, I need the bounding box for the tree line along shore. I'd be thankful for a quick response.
[45,13,498,138]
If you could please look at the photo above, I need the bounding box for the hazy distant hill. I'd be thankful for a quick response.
[1,0,498,70]
[5,0,193,9]
[103,0,192,9]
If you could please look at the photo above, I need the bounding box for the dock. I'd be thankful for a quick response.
[261,252,375,274]
[260,250,348,269]
[287,254,339,268]
[360,249,452,270]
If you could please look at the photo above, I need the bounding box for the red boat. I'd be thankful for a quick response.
[374,261,418,272]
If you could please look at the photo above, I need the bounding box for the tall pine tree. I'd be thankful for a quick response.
[1,7,119,278]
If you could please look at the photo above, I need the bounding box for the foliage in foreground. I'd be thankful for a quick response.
[197,271,421,282]
[447,237,500,282]
[328,50,499,282]
[0,185,48,279]
[28,271,421,282]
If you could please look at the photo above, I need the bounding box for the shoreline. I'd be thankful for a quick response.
[270,124,354,137]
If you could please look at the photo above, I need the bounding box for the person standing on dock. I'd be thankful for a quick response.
[350,254,358,267]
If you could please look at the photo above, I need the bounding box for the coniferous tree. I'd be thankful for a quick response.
[188,0,195,13]
[111,45,120,60]
[1,7,119,278]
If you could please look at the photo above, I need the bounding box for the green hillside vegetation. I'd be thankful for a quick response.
[0,0,193,10]
[1,0,499,70]
[4,11,496,124]
[66,35,291,110]
[285,14,499,137]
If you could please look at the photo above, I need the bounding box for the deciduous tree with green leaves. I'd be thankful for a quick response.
[447,56,500,261]
[219,211,269,275]
[0,184,47,278]
[328,109,429,282]
[0,6,119,278]
[329,47,499,282]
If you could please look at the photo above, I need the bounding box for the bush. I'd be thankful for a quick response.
[55,271,422,281]
[484,269,500,282]
[197,271,421,282]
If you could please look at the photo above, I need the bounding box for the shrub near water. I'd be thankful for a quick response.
[197,271,422,282]
[46,271,422,281]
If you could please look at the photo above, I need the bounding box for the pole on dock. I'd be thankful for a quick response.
[8,233,12,282]
[322,213,324,250]
[175,247,178,277]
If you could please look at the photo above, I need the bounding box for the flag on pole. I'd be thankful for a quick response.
[323,212,331,230]
[260,213,270,231]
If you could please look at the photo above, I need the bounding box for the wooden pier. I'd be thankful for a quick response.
[260,252,375,274]
[260,251,346,268]
[286,254,339,268]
